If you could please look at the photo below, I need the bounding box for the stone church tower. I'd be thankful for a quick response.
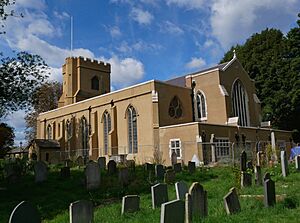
[58,57,111,107]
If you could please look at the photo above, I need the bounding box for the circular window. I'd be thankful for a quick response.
[169,96,183,119]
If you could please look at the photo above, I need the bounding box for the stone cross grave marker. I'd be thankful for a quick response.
[188,161,196,174]
[151,183,169,209]
[160,200,185,223]
[69,200,93,223]
[264,179,276,207]
[171,151,177,166]
[9,201,41,223]
[155,164,165,180]
[223,187,241,215]
[280,150,289,177]
[175,181,188,200]
[119,168,129,187]
[97,157,106,170]
[241,171,252,188]
[240,151,247,171]
[188,182,208,219]
[107,160,117,175]
[254,166,262,186]
[173,163,182,173]
[164,169,176,184]
[85,161,100,190]
[60,167,70,179]
[295,155,300,171]
[34,161,48,183]
[121,195,140,215]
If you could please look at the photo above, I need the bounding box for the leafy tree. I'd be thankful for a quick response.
[0,122,14,158]
[0,0,23,35]
[25,81,62,141]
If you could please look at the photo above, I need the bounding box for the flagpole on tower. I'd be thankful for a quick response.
[70,16,73,56]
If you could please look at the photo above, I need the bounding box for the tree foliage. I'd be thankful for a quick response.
[25,81,62,141]
[221,14,300,140]
[0,0,23,35]
[0,122,14,158]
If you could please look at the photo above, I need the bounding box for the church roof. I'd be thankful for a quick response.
[31,139,60,149]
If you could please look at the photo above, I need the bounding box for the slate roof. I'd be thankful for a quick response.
[32,139,60,149]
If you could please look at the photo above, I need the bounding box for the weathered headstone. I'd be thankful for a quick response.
[60,167,70,178]
[171,151,177,166]
[65,159,73,168]
[69,200,93,223]
[241,172,252,188]
[107,160,117,175]
[240,151,247,171]
[254,166,262,186]
[155,164,165,180]
[247,161,253,172]
[188,161,196,174]
[164,169,176,184]
[85,161,100,190]
[76,156,84,166]
[295,155,300,171]
[173,163,182,173]
[34,161,48,183]
[185,193,192,223]
[175,181,188,200]
[119,168,129,187]
[264,179,276,207]
[9,201,41,223]
[121,195,140,214]
[223,187,241,215]
[145,163,154,172]
[151,183,169,209]
[280,151,289,177]
[160,200,185,223]
[97,157,106,170]
[4,163,21,184]
[188,182,208,219]
[263,172,271,182]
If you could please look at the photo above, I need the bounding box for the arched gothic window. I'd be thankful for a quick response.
[127,106,138,154]
[103,111,111,155]
[46,124,52,139]
[196,91,207,120]
[91,76,99,90]
[231,79,249,126]
[168,96,183,119]
[81,117,89,158]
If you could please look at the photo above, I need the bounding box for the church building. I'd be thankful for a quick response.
[33,53,292,165]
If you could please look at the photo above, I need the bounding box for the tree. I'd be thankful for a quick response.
[0,0,23,35]
[25,81,62,141]
[0,122,14,158]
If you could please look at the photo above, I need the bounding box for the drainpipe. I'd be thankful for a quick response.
[191,80,196,122]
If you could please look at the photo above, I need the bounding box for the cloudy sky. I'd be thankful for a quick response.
[1,0,299,146]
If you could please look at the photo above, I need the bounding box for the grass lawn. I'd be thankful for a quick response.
[1,163,300,223]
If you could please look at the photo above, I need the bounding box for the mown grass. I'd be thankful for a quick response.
[1,161,300,223]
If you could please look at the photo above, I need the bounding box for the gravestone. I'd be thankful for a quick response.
[256,151,263,166]
[34,161,48,183]
[60,167,70,178]
[145,163,154,172]
[164,169,176,184]
[263,172,271,182]
[241,172,252,187]
[171,151,177,166]
[175,181,188,200]
[264,179,276,207]
[188,161,196,174]
[173,163,182,173]
[185,193,192,223]
[280,151,289,177]
[247,161,253,172]
[9,201,41,223]
[240,151,247,171]
[119,168,129,187]
[69,200,93,223]
[151,183,169,209]
[75,156,84,166]
[97,157,106,170]
[254,166,262,186]
[296,155,300,171]
[155,164,165,180]
[188,182,208,219]
[107,160,117,175]
[4,163,21,184]
[160,200,185,223]
[223,187,241,215]
[126,160,136,171]
[64,159,73,168]
[121,195,140,214]
[85,161,100,190]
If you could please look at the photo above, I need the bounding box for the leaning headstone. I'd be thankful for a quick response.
[264,179,276,207]
[60,167,70,178]
[240,151,247,171]
[223,187,241,215]
[155,164,165,180]
[97,157,106,170]
[241,172,252,188]
[76,156,84,166]
[254,166,262,186]
[9,201,41,223]
[85,161,100,190]
[280,151,289,177]
[151,183,169,209]
[188,161,196,174]
[164,169,176,184]
[121,195,140,215]
[173,163,182,173]
[107,160,117,175]
[69,200,93,223]
[34,161,48,183]
[295,155,300,171]
[119,168,129,187]
[185,193,192,223]
[175,181,188,200]
[188,182,208,219]
[160,200,185,223]
[171,151,177,166]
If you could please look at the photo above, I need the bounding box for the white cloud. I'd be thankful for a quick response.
[49,67,63,82]
[166,0,205,9]
[186,57,206,70]
[53,11,70,20]
[160,21,184,35]
[130,7,153,25]
[109,26,122,38]
[204,39,214,48]
[116,40,162,54]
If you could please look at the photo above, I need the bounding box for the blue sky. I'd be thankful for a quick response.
[1,0,299,146]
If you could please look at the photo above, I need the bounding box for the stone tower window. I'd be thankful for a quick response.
[91,76,99,90]
[168,96,183,119]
